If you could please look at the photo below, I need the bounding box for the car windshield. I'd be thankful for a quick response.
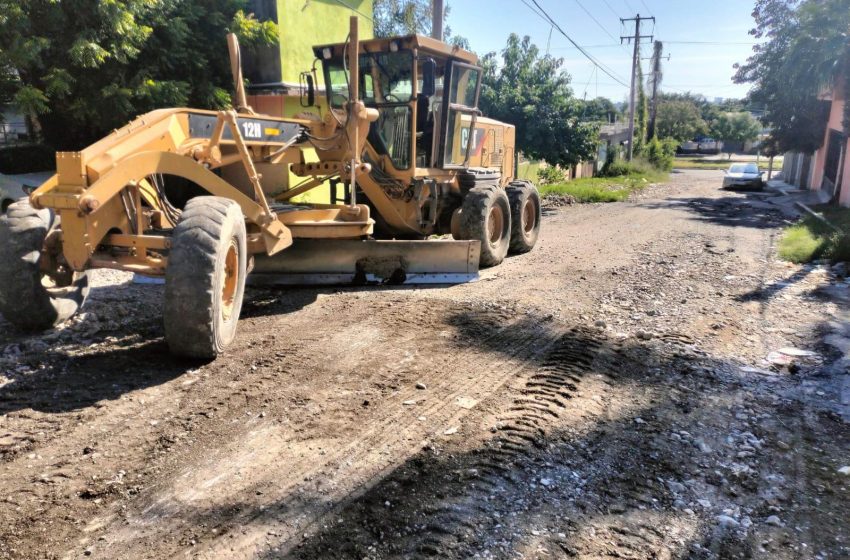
[729,164,759,174]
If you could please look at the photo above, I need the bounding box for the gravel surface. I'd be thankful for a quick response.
[0,169,848,559]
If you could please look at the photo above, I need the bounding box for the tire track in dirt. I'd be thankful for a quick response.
[280,329,703,560]
[76,299,563,559]
[404,327,607,557]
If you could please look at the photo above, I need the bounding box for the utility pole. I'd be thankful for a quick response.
[647,41,665,141]
[432,0,444,41]
[621,14,655,161]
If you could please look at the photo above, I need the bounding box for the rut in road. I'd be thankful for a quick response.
[283,328,704,559]
[407,327,605,558]
[78,301,564,559]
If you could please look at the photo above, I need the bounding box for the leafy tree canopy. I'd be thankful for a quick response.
[659,92,745,126]
[655,99,707,142]
[373,0,468,47]
[0,0,278,150]
[734,0,850,153]
[710,112,763,158]
[479,34,598,167]
[579,97,618,124]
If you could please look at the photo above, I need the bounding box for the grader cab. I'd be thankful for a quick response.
[0,18,541,358]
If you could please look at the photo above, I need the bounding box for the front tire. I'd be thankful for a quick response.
[164,197,247,359]
[506,181,541,254]
[455,185,511,267]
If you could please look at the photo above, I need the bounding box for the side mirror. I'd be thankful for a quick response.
[421,58,437,97]
[300,70,316,107]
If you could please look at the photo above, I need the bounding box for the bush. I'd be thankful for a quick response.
[537,164,567,185]
[0,144,55,174]
[644,137,677,171]
[777,206,850,263]
[827,231,850,262]
[778,224,825,263]
[600,157,655,178]
[600,145,617,176]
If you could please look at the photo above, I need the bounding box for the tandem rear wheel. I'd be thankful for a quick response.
[453,182,541,267]
[164,196,247,359]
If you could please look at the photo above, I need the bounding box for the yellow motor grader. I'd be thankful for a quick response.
[0,18,540,358]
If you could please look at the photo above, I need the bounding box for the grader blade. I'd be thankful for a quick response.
[249,239,481,285]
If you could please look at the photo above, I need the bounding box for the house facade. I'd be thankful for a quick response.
[244,0,374,117]
[810,76,849,205]
[243,0,374,202]
[783,75,849,206]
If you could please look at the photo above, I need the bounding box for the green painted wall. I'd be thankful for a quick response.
[277,0,374,85]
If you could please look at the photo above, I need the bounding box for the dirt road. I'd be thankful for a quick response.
[1,169,848,559]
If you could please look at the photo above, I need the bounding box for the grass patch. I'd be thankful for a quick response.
[778,205,850,263]
[673,157,783,171]
[540,172,666,203]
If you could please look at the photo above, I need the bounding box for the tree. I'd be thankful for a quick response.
[711,112,763,159]
[479,34,598,168]
[655,99,707,142]
[374,0,433,36]
[734,0,850,154]
[580,97,618,123]
[0,0,277,150]
[373,0,467,46]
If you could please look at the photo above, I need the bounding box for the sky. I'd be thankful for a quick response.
[448,0,760,104]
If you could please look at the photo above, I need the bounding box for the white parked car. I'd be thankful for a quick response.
[722,163,764,190]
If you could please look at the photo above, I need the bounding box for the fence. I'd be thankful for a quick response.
[0,121,30,145]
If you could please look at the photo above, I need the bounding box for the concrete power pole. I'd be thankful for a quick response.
[432,0,444,41]
[621,14,654,161]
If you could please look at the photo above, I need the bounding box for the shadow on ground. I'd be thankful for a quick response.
[641,194,787,230]
[107,310,784,560]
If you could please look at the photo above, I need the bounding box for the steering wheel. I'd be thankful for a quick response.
[384,93,403,103]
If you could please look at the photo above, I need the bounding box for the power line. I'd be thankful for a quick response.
[665,40,757,45]
[600,0,622,19]
[622,0,635,13]
[638,0,653,17]
[328,0,374,21]
[521,0,631,88]
[572,0,619,43]
[548,40,757,50]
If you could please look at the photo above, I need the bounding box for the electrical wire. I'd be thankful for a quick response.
[519,0,631,88]
[327,0,374,22]
[572,0,619,44]
[600,0,622,19]
[638,0,653,17]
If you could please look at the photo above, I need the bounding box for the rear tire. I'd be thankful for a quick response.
[0,199,89,331]
[164,197,247,359]
[506,181,541,254]
[455,185,511,267]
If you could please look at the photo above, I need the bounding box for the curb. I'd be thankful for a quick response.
[794,201,841,232]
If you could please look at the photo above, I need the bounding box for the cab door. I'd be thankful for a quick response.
[440,61,482,168]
